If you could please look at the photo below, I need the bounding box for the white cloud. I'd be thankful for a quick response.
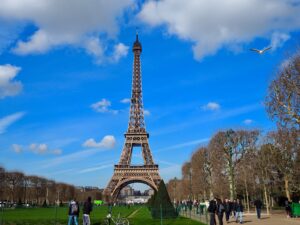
[0,64,22,99]
[0,112,25,134]
[13,30,71,54]
[138,0,300,60]
[79,163,113,174]
[153,103,261,136]
[202,102,220,111]
[12,144,22,153]
[29,143,62,155]
[120,98,131,104]
[91,98,111,112]
[111,43,129,62]
[84,37,104,62]
[144,109,151,116]
[83,135,116,149]
[52,149,62,155]
[91,98,118,114]
[270,32,290,51]
[0,0,133,62]
[243,119,254,125]
[155,138,209,153]
[160,164,181,180]
[41,147,108,168]
[29,143,47,154]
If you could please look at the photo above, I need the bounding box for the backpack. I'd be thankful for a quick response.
[218,204,225,213]
[71,202,78,214]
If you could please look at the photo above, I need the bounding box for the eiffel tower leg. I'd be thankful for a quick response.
[104,165,161,202]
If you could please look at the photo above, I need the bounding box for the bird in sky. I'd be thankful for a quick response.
[250,46,272,54]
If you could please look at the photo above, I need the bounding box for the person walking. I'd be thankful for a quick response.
[68,199,80,225]
[235,199,243,224]
[232,199,237,218]
[285,200,291,218]
[82,196,93,225]
[217,199,225,225]
[224,198,231,223]
[254,199,263,219]
[208,199,217,225]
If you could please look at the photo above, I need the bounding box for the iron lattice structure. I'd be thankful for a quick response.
[103,35,161,201]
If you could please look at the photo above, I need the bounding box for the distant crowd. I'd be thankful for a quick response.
[207,198,248,225]
[176,197,298,225]
[176,198,265,225]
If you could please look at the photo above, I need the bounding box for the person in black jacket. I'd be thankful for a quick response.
[217,199,225,225]
[285,200,291,218]
[224,198,231,222]
[232,199,237,218]
[83,196,93,225]
[254,199,263,219]
[208,199,217,225]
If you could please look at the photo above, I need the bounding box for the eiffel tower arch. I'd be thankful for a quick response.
[103,35,161,201]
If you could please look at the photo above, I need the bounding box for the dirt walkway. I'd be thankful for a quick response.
[235,213,300,225]
[181,210,300,225]
[128,207,141,218]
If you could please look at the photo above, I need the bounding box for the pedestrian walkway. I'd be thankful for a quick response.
[239,213,300,225]
[128,207,141,218]
[180,209,300,225]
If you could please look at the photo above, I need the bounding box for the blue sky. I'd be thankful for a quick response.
[0,0,300,189]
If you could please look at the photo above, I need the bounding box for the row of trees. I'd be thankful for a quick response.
[166,50,300,212]
[0,167,102,205]
[167,128,299,212]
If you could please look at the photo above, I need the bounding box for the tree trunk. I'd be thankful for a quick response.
[204,190,207,200]
[46,187,49,205]
[268,193,272,213]
[244,178,250,213]
[209,188,214,200]
[284,176,291,201]
[209,175,214,199]
[228,160,235,200]
[263,184,270,215]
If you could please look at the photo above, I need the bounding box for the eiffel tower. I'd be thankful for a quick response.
[103,34,161,201]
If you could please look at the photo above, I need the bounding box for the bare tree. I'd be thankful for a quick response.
[5,171,24,202]
[293,146,300,192]
[208,129,259,200]
[191,147,213,200]
[236,149,257,213]
[0,167,5,200]
[167,177,181,202]
[181,162,192,200]
[266,51,300,128]
[268,128,299,201]
[255,143,279,215]
[0,166,100,206]
[46,180,57,205]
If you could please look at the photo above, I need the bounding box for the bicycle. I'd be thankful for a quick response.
[103,213,129,225]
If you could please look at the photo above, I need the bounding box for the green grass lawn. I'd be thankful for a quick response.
[128,207,205,225]
[0,206,205,225]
